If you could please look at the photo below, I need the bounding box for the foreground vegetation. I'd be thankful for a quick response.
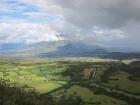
[0,57,139,105]
[0,79,84,105]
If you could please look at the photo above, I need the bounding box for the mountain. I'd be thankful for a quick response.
[106,47,140,53]
[0,41,108,57]
[15,41,65,54]
[0,41,140,59]
[37,41,108,57]
[0,43,26,54]
[102,52,140,59]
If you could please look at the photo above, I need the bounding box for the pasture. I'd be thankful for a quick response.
[0,57,139,105]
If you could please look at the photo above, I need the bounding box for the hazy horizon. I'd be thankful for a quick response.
[0,0,140,52]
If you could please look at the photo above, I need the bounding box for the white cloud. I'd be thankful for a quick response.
[0,21,64,44]
[22,0,63,15]
[22,0,140,29]
[93,29,126,42]
[1,0,140,50]
[0,4,8,11]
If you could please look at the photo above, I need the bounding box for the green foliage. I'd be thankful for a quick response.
[0,79,84,105]
[0,58,140,105]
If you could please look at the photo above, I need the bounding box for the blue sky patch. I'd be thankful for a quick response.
[0,0,63,23]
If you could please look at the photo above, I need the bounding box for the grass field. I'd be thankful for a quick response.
[65,85,129,105]
[0,57,139,105]
[0,59,69,93]
[103,71,140,94]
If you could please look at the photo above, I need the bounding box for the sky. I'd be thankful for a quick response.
[0,0,140,50]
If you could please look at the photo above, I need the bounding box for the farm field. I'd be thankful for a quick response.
[0,57,140,105]
[0,58,69,93]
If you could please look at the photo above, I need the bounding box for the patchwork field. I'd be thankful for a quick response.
[0,57,139,105]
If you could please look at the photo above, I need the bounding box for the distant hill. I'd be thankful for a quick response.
[102,52,140,60]
[0,43,26,54]
[0,41,107,57]
[0,41,140,59]
[15,41,65,54]
[41,41,108,57]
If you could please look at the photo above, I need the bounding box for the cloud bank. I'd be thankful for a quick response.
[0,0,140,50]
[0,21,64,44]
